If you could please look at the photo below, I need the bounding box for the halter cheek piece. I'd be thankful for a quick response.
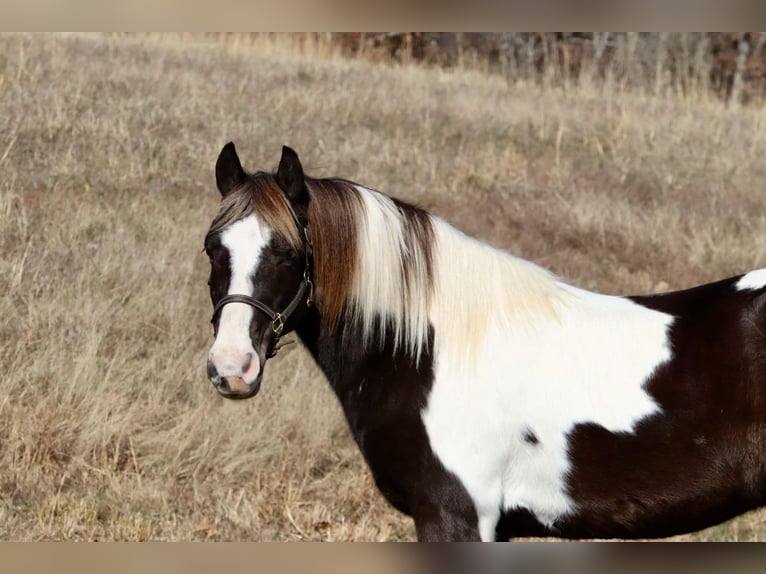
[210,207,314,359]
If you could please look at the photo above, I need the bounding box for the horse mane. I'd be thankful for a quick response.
[307,178,435,359]
[209,172,571,365]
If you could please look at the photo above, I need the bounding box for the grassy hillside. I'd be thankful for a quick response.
[2,32,766,540]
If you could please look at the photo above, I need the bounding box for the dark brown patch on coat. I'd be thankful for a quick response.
[554,277,766,539]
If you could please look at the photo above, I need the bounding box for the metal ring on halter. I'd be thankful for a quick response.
[271,313,284,335]
[305,279,314,307]
[304,267,314,306]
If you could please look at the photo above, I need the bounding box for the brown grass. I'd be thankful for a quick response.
[2,32,766,541]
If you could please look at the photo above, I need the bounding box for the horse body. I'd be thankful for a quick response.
[424,280,674,540]
[204,143,766,541]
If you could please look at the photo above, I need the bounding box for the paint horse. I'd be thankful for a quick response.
[204,143,766,541]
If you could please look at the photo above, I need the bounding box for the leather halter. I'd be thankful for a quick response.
[210,205,313,359]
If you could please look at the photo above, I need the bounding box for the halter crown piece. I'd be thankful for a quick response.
[210,202,313,358]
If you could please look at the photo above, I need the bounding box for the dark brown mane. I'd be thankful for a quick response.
[305,177,364,332]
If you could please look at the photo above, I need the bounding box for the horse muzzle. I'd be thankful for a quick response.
[207,353,263,400]
[209,371,263,399]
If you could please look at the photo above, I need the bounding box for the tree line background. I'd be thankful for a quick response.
[302,33,766,105]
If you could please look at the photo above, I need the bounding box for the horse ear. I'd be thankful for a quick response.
[275,145,308,202]
[215,142,247,197]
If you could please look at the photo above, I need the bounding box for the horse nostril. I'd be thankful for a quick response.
[216,377,229,392]
[241,352,254,374]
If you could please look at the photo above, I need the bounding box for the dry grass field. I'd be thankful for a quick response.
[2,32,766,541]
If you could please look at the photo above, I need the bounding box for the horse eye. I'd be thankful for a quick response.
[273,247,296,261]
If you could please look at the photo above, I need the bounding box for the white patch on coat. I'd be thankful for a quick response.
[429,218,568,373]
[208,215,271,382]
[736,269,766,291]
[421,224,674,541]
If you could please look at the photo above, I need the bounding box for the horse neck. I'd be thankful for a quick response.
[294,306,365,390]
[294,306,423,398]
[295,305,364,372]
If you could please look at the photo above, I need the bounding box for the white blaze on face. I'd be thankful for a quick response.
[209,215,271,383]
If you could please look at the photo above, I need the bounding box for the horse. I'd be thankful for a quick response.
[203,142,766,542]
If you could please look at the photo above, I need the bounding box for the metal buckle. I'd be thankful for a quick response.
[271,313,284,335]
[304,267,314,306]
[306,279,314,307]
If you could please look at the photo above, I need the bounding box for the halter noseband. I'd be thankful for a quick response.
[210,206,313,359]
